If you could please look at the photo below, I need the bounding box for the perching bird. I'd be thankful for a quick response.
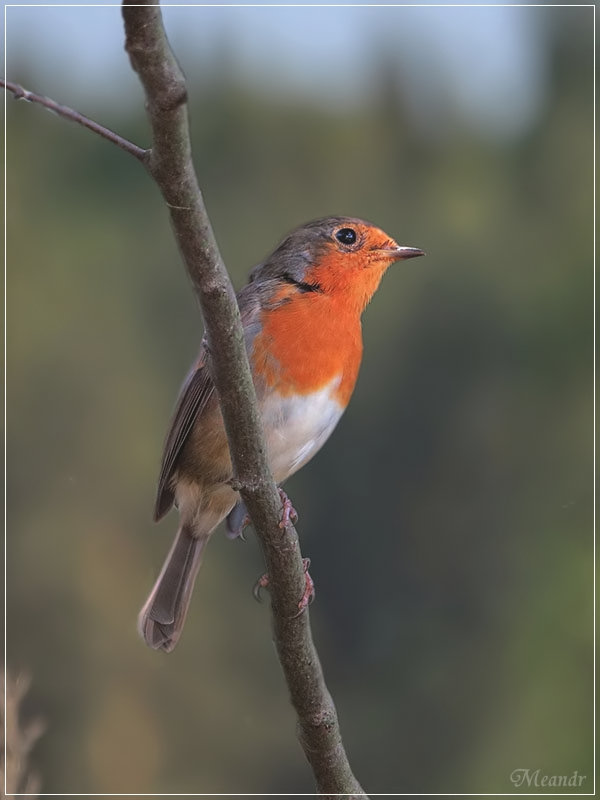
[139,217,424,652]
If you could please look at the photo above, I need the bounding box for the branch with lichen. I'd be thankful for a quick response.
[3,3,367,793]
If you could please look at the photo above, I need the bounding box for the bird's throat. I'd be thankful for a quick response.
[251,291,363,407]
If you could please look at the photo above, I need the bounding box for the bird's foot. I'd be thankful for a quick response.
[252,557,315,615]
[293,558,315,616]
[225,490,297,540]
[278,488,298,529]
[226,502,250,541]
[252,572,270,602]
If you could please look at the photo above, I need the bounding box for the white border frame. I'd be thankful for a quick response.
[3,3,596,797]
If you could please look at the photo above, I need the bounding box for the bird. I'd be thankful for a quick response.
[139,216,424,652]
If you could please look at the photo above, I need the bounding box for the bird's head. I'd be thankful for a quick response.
[252,216,424,313]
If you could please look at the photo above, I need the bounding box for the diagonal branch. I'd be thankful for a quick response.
[121,4,366,795]
[1,78,148,163]
[3,4,367,794]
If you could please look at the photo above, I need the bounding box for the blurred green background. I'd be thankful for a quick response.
[4,3,593,794]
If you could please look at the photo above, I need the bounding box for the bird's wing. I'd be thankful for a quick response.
[153,281,277,523]
[154,354,215,521]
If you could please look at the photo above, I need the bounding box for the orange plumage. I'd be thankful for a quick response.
[139,216,424,652]
[251,289,362,406]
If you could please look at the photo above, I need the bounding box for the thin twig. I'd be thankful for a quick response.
[1,78,149,163]
[1,672,45,797]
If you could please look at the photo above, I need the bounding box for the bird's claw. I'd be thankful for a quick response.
[278,488,298,529]
[226,502,250,540]
[252,572,270,603]
[253,557,315,615]
[292,558,315,617]
[226,489,297,540]
[228,514,250,541]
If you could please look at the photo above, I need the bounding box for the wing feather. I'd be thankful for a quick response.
[153,282,269,522]
[154,356,215,521]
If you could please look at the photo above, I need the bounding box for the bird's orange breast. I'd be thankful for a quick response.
[251,289,363,407]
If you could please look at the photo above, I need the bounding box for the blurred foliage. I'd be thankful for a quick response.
[4,9,593,794]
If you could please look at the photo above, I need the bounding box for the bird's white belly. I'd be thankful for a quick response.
[260,379,345,484]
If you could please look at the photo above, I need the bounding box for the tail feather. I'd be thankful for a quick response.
[138,525,209,653]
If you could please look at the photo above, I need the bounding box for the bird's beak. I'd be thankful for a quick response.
[380,245,426,261]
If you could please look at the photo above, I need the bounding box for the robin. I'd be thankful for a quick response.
[139,216,424,652]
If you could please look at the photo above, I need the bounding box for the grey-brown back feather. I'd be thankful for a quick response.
[153,287,267,522]
[154,361,215,521]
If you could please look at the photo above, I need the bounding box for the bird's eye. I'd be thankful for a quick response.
[335,227,357,246]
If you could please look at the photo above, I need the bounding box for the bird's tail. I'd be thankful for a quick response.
[138,524,209,653]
